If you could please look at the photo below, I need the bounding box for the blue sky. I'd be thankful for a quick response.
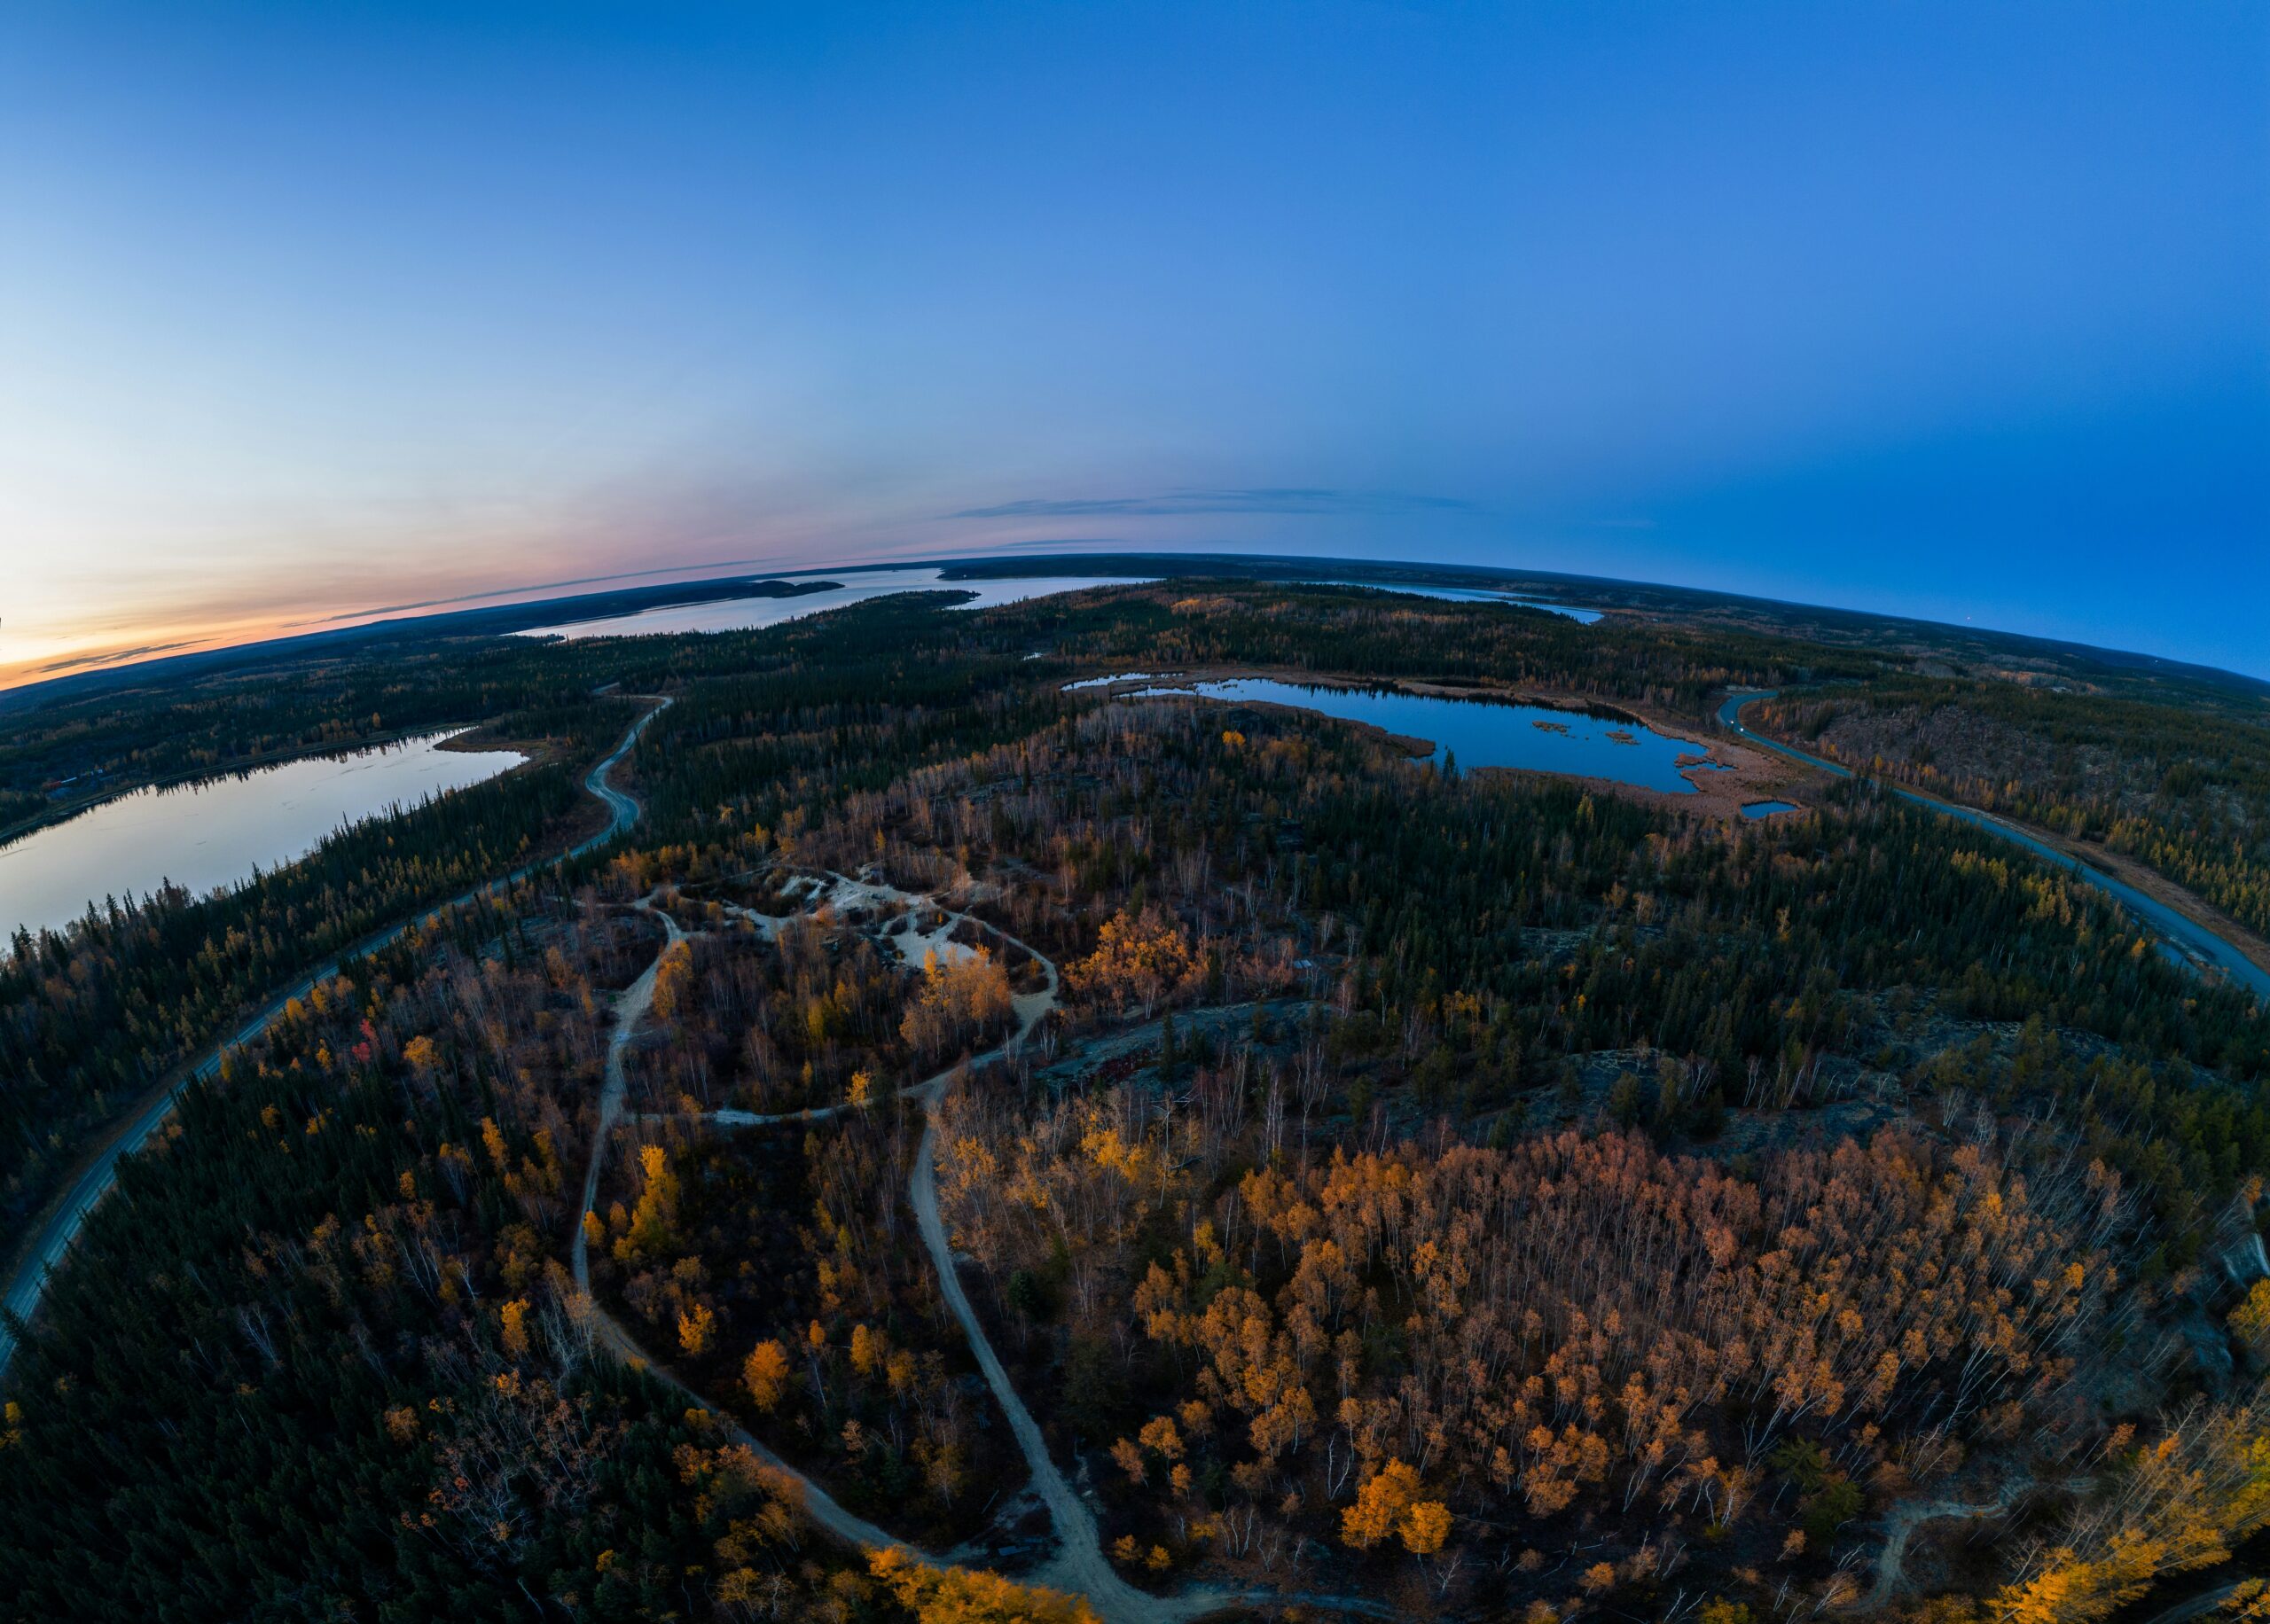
[2,1,2264,682]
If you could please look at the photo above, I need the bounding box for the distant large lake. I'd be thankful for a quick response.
[1122,678,1710,793]
[0,732,525,945]
[515,569,1154,640]
[512,570,1602,640]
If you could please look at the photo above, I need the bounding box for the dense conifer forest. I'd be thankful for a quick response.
[4,576,2266,1622]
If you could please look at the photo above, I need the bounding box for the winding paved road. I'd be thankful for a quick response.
[1723,691,2269,1616]
[0,725,1452,1620]
[1718,690,2270,1003]
[0,698,671,1375]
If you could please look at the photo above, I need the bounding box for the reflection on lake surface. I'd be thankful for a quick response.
[1122,678,1710,793]
[0,732,525,945]
[1062,671,1178,690]
[1741,800,1801,819]
[516,569,1153,641]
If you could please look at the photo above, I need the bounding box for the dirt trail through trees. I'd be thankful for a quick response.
[888,908,1237,1622]
[568,892,920,1558]
[571,878,1129,1595]
[910,1092,1236,1624]
[1860,1476,2088,1612]
[582,872,1391,1621]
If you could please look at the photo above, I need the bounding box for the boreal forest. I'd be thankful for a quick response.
[4,567,2268,1624]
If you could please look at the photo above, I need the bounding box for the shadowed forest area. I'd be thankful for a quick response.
[4,576,2268,1622]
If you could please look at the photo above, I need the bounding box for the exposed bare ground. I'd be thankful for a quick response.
[1861,1475,2090,1612]
[568,892,918,1558]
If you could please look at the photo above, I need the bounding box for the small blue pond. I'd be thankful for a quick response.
[1121,677,1713,794]
[1741,800,1801,819]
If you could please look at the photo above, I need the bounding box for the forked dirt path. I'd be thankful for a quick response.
[568,892,917,1558]
[580,872,1391,1621]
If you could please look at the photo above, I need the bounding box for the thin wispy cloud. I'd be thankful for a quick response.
[959,536,1186,550]
[950,488,1477,520]
[36,641,204,675]
[288,558,811,628]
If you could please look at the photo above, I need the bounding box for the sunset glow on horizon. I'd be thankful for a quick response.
[4,1,2263,688]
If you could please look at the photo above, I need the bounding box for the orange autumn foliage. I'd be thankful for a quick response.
[866,1548,1100,1623]
[1065,905,1200,1017]
[743,1340,792,1412]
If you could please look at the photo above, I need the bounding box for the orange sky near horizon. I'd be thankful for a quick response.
[0,543,885,692]
[0,476,990,692]
[4,4,2264,693]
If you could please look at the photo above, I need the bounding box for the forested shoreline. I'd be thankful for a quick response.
[0,695,639,1245]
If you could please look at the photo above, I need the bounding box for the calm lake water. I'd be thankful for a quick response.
[1741,800,1801,819]
[1125,678,1711,793]
[516,571,1601,640]
[516,569,1153,640]
[0,732,525,945]
[1063,670,1178,689]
